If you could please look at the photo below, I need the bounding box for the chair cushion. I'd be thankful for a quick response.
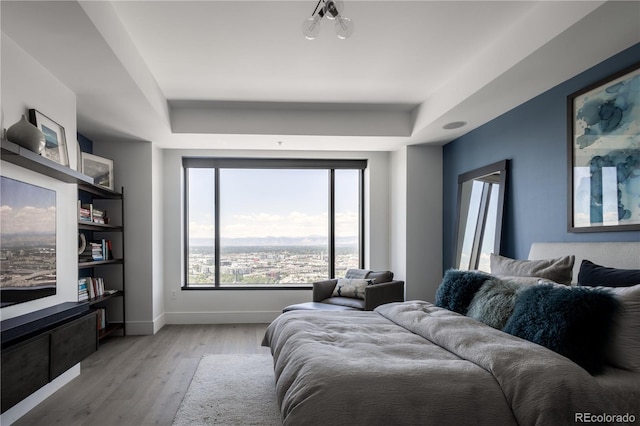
[367,270,394,284]
[344,269,394,284]
[322,296,366,310]
[345,269,371,279]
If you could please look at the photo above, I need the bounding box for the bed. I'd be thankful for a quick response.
[263,242,640,426]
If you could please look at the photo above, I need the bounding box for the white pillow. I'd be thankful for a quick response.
[331,278,371,299]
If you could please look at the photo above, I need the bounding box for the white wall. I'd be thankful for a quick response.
[1,32,80,424]
[93,139,156,335]
[390,147,407,287]
[151,143,165,332]
[162,148,392,324]
[406,145,442,301]
[389,145,443,302]
[1,33,79,318]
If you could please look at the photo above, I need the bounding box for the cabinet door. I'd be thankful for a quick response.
[1,334,50,413]
[50,312,98,380]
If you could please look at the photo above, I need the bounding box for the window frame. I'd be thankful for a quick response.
[182,157,366,289]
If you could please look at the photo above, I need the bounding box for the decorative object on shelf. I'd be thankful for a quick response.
[78,233,87,255]
[567,61,640,232]
[302,0,354,40]
[81,152,114,189]
[5,114,45,153]
[28,109,69,167]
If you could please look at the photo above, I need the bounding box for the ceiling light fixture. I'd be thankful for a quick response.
[442,121,467,130]
[302,0,354,40]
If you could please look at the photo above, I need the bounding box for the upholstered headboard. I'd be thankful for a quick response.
[528,242,640,284]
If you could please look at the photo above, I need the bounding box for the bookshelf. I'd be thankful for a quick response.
[78,183,126,341]
[2,138,126,341]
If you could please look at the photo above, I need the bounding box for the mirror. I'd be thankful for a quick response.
[454,160,509,272]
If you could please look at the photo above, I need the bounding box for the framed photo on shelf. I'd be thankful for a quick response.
[567,61,640,232]
[28,109,69,167]
[81,152,114,189]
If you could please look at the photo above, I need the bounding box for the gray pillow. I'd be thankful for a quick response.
[597,283,640,372]
[467,277,530,329]
[490,254,575,285]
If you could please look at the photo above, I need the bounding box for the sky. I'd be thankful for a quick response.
[0,177,56,235]
[188,168,359,240]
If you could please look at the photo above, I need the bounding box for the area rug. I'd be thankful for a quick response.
[173,354,282,426]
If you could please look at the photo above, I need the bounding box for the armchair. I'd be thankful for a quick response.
[313,269,405,311]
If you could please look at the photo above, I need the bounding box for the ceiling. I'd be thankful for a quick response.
[1,1,639,151]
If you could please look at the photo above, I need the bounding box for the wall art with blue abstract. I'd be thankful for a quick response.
[569,62,640,232]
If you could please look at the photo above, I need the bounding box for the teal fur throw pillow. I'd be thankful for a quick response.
[467,278,531,329]
[332,278,372,299]
[435,270,492,314]
[503,284,619,374]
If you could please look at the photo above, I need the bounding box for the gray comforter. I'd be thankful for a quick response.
[263,301,625,426]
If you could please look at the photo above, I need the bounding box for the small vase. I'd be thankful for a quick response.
[6,115,45,153]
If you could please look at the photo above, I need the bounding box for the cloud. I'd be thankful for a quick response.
[1,205,56,234]
[189,210,359,239]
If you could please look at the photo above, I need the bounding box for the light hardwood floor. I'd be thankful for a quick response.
[14,324,271,426]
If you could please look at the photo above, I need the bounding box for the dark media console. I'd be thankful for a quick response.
[1,303,98,413]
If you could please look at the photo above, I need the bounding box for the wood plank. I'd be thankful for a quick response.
[13,324,270,426]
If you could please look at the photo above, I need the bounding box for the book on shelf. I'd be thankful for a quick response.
[80,276,107,299]
[78,201,108,224]
[79,239,112,262]
[96,308,106,330]
[92,208,106,224]
[78,277,89,301]
[79,206,92,222]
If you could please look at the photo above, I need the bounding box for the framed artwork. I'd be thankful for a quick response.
[567,61,640,232]
[82,152,114,189]
[28,109,69,167]
[0,176,57,307]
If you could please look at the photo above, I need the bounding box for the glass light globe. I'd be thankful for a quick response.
[335,16,354,39]
[301,15,322,40]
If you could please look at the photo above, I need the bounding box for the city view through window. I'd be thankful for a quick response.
[187,167,360,286]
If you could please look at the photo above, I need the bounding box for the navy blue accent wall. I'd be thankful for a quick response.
[77,132,93,154]
[443,43,640,269]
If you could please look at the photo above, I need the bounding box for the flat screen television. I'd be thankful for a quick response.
[1,176,56,307]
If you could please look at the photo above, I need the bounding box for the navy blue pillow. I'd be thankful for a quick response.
[503,285,619,374]
[435,270,491,314]
[578,260,640,288]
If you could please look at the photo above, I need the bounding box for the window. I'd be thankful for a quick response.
[183,158,365,288]
[458,176,500,272]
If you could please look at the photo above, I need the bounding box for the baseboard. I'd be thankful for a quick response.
[0,364,80,425]
[165,311,281,324]
[153,312,166,334]
[125,320,156,336]
[123,311,280,334]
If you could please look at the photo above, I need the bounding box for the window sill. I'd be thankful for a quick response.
[182,284,312,290]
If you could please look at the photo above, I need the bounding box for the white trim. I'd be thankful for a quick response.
[165,311,281,325]
[153,312,166,334]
